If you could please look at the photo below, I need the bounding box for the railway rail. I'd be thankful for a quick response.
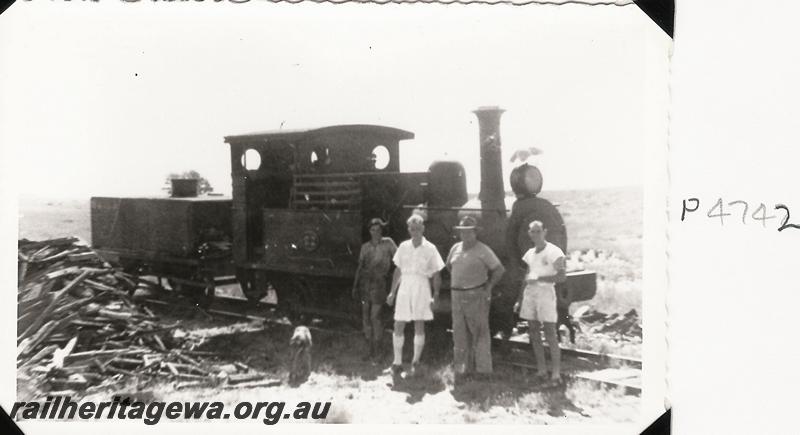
[138,280,642,396]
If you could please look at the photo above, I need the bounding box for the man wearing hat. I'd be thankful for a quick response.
[446,215,505,383]
[352,217,398,361]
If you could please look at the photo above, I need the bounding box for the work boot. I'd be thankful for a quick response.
[409,362,422,378]
[389,364,403,380]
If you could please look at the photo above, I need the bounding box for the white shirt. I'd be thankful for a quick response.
[521,242,565,288]
[393,237,445,278]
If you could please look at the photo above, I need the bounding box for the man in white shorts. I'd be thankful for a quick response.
[386,213,444,378]
[514,220,567,383]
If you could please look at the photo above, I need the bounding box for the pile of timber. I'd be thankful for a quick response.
[17,237,270,397]
[578,308,643,338]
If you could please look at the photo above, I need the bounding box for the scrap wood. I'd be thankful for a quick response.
[61,364,93,374]
[36,248,82,264]
[98,341,129,349]
[43,266,80,281]
[214,364,238,374]
[17,310,34,330]
[17,338,32,359]
[173,373,209,381]
[102,365,137,377]
[168,362,210,376]
[227,373,265,385]
[96,309,134,321]
[84,279,129,295]
[180,350,221,357]
[19,281,53,305]
[65,349,146,364]
[18,297,50,322]
[20,345,58,369]
[51,295,100,316]
[19,321,56,354]
[157,369,208,381]
[20,283,44,303]
[109,357,146,367]
[19,237,80,250]
[223,379,281,390]
[46,389,79,397]
[173,352,203,368]
[43,334,71,345]
[114,272,138,290]
[92,358,110,373]
[128,323,180,337]
[175,380,216,390]
[80,373,105,383]
[70,319,109,328]
[18,238,260,396]
[165,362,180,376]
[28,246,54,261]
[21,264,66,288]
[152,335,167,351]
[18,262,28,285]
[142,354,164,367]
[24,313,78,354]
[30,366,53,375]
[51,337,78,369]
[67,252,99,263]
[18,270,91,342]
[19,279,56,301]
[49,374,89,390]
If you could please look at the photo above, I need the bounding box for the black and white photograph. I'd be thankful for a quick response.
[1,1,670,432]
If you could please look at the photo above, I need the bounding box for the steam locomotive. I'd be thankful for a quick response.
[91,107,595,336]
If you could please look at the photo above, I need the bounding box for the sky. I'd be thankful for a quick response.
[0,1,668,198]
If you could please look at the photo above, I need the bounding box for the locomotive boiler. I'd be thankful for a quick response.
[90,106,596,336]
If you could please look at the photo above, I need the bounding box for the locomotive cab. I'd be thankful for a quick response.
[224,125,429,308]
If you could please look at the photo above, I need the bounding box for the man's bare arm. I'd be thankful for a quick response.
[536,256,567,284]
[386,268,402,305]
[486,264,505,293]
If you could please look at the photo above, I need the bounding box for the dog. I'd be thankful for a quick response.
[288,326,312,385]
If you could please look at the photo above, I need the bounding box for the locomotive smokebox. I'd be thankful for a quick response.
[473,106,506,211]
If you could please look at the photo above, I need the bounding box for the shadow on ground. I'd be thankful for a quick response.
[197,319,586,416]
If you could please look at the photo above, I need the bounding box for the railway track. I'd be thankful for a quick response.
[139,285,642,395]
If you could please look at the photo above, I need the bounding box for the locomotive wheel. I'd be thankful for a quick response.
[118,258,142,275]
[279,276,311,321]
[196,275,216,308]
[241,283,266,304]
[170,276,215,308]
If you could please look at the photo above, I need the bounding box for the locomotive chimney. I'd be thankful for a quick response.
[473,106,506,211]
